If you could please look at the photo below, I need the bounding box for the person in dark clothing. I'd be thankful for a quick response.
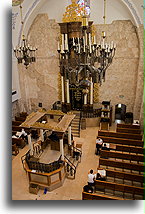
[96,173,106,181]
[96,138,103,155]
[102,143,110,151]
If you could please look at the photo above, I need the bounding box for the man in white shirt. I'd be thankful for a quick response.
[96,137,103,155]
[88,169,96,187]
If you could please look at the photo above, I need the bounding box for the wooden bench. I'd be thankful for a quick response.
[97,136,144,147]
[106,169,144,186]
[12,121,22,126]
[94,180,144,199]
[12,138,26,149]
[98,130,143,140]
[15,116,26,122]
[99,158,144,174]
[116,127,141,135]
[20,112,28,118]
[116,145,144,154]
[12,143,19,156]
[82,192,125,200]
[117,123,140,129]
[100,150,144,163]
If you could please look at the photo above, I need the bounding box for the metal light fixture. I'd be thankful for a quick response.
[57,0,116,85]
[14,4,37,69]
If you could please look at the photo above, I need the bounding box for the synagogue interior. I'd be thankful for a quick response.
[12,0,144,200]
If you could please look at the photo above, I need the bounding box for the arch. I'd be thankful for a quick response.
[121,0,142,26]
[18,0,142,45]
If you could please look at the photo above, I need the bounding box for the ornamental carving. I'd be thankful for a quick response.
[62,0,84,23]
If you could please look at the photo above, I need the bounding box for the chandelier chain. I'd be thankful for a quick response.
[103,0,107,24]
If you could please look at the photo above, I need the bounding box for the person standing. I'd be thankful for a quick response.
[96,137,103,155]
[88,169,96,187]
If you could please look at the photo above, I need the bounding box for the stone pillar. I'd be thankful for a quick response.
[66,79,70,103]
[61,76,65,103]
[60,138,64,160]
[90,77,93,105]
[40,129,44,142]
[84,94,87,105]
[68,125,72,146]
[28,134,33,156]
[133,25,144,119]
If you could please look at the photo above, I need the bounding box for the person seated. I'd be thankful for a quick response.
[96,172,106,181]
[20,129,28,143]
[83,184,93,193]
[96,137,103,155]
[102,143,110,151]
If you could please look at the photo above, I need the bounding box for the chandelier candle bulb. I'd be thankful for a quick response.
[93,35,96,45]
[58,41,60,51]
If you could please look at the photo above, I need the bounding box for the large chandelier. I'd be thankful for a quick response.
[14,4,37,69]
[57,0,116,85]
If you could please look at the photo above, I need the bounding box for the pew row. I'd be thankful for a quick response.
[12,144,19,156]
[98,130,142,140]
[117,123,140,129]
[82,192,125,200]
[12,138,26,149]
[100,150,144,163]
[115,145,144,154]
[106,169,144,186]
[15,116,26,122]
[99,158,144,174]
[94,180,144,200]
[12,121,22,126]
[97,136,143,147]
[116,127,141,135]
[12,126,30,133]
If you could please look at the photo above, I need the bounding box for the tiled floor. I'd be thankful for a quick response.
[12,125,116,200]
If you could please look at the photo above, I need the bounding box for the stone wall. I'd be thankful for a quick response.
[94,20,143,122]
[14,17,143,127]
[17,14,60,112]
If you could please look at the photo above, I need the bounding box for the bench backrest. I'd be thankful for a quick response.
[99,158,144,172]
[12,121,22,126]
[15,116,26,122]
[116,127,141,135]
[82,192,122,200]
[94,180,144,196]
[117,123,140,129]
[116,145,144,154]
[98,130,142,140]
[106,169,144,183]
[97,136,144,147]
[100,150,144,162]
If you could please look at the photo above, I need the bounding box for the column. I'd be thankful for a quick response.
[60,138,64,160]
[66,79,70,103]
[84,94,87,105]
[28,134,33,156]
[68,125,72,146]
[90,77,93,105]
[40,129,44,142]
[61,76,65,103]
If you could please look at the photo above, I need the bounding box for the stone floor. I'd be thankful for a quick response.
[12,125,116,200]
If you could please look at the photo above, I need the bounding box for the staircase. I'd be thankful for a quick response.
[64,145,82,179]
[71,111,81,138]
